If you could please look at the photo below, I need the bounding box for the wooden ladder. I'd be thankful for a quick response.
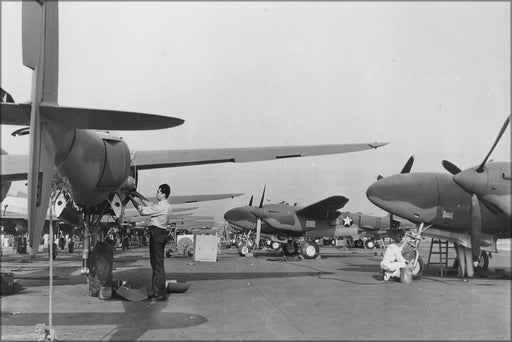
[427,239,458,277]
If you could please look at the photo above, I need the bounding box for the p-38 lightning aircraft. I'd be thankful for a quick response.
[366,117,510,278]
[1,1,388,296]
[224,190,357,258]
[338,211,416,249]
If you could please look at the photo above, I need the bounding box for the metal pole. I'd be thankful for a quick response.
[49,185,55,341]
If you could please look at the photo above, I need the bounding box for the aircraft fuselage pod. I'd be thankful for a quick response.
[366,172,510,249]
[53,128,131,207]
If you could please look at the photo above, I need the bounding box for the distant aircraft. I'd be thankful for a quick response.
[224,190,356,258]
[338,211,416,249]
[366,119,510,277]
[1,193,59,237]
[1,1,387,296]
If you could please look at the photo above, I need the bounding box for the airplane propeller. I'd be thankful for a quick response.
[476,115,510,173]
[442,116,510,175]
[470,195,482,262]
[254,185,266,249]
[400,155,415,174]
[441,116,509,262]
[441,160,462,175]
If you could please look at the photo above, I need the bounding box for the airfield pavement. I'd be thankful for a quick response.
[1,239,510,341]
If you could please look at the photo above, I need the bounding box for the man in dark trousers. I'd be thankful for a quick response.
[136,184,172,301]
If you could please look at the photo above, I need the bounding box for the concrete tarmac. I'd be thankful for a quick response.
[1,241,510,341]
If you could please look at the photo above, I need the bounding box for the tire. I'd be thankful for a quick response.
[355,239,364,248]
[364,239,375,249]
[301,242,319,259]
[271,241,281,250]
[165,249,173,258]
[330,239,336,246]
[411,256,424,279]
[282,241,299,256]
[87,241,114,297]
[238,243,250,256]
[474,251,489,271]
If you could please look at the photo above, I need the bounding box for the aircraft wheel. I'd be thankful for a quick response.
[355,239,364,248]
[301,242,319,259]
[330,238,336,246]
[473,251,489,271]
[165,249,173,258]
[365,239,375,249]
[271,241,281,250]
[87,241,114,297]
[282,241,299,256]
[411,256,424,279]
[238,243,250,256]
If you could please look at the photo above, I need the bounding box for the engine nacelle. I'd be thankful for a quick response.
[57,130,130,206]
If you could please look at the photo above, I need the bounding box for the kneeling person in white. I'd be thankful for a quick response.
[380,230,407,281]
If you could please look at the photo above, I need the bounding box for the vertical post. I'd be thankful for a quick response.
[81,218,90,275]
[48,182,55,341]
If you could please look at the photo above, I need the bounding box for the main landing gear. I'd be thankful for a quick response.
[282,240,320,259]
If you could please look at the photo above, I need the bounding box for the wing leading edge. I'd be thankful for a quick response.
[131,142,389,170]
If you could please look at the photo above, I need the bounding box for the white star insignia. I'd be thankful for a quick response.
[342,216,353,227]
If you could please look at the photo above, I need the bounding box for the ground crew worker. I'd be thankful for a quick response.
[135,184,172,301]
[380,230,408,281]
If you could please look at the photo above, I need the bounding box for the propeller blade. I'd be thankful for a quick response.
[134,190,149,203]
[0,88,14,103]
[255,218,261,249]
[470,194,482,262]
[442,160,462,175]
[417,222,424,235]
[400,156,414,174]
[248,195,253,206]
[477,116,510,173]
[259,185,266,208]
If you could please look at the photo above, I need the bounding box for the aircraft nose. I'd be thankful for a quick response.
[223,207,257,226]
[366,173,439,222]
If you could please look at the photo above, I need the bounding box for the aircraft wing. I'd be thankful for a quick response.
[130,142,389,170]
[296,195,349,220]
[143,193,244,204]
[1,154,29,182]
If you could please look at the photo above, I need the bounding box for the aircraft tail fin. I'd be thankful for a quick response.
[296,196,349,220]
[22,0,59,257]
[23,0,59,103]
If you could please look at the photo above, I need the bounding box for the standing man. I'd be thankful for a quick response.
[136,184,172,301]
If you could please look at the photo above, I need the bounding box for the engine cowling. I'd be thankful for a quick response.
[56,130,130,206]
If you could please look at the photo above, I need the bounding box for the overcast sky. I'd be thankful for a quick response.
[1,2,510,221]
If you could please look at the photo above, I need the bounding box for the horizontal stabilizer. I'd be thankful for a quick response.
[296,196,349,220]
[131,142,389,170]
[0,103,183,131]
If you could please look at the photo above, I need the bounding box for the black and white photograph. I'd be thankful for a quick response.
[1,1,510,341]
